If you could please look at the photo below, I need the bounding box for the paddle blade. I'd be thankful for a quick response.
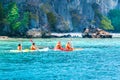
[30,39,33,43]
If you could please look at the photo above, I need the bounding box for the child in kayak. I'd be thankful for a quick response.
[30,43,38,50]
[65,42,73,51]
[54,41,64,50]
[18,44,22,51]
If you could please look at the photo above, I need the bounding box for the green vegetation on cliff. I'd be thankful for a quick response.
[100,16,114,30]
[47,12,57,31]
[0,2,4,33]
[108,9,120,32]
[6,2,20,31]
[92,3,114,31]
[0,2,29,36]
[0,3,4,23]
[22,12,29,27]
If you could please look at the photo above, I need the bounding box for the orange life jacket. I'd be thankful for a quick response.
[55,44,62,50]
[31,46,37,50]
[65,44,73,51]
[18,46,22,50]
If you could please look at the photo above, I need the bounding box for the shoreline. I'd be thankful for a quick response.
[51,33,120,38]
[0,33,120,39]
[109,33,120,38]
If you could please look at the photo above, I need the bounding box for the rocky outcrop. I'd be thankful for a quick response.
[26,28,43,38]
[0,36,8,39]
[26,28,50,38]
[82,25,112,38]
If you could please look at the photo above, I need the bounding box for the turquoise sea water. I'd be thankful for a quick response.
[0,38,120,80]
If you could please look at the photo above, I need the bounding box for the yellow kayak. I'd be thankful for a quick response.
[10,48,49,53]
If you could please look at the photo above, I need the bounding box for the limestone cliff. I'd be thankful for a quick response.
[0,0,119,35]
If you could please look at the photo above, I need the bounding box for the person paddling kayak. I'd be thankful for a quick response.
[65,42,73,51]
[54,41,64,50]
[18,44,22,51]
[30,43,38,50]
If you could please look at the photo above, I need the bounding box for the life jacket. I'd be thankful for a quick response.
[65,44,73,51]
[31,46,37,50]
[18,46,22,50]
[55,44,62,50]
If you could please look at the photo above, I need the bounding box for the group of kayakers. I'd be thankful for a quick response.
[17,41,73,51]
[18,43,38,51]
[54,41,73,51]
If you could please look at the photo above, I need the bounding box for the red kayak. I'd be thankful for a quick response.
[54,48,73,51]
[54,48,83,51]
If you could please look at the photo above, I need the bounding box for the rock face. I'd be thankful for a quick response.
[26,28,50,38]
[1,0,119,35]
[26,28,43,38]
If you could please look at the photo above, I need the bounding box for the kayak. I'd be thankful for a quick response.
[54,48,83,51]
[9,47,83,53]
[10,47,49,53]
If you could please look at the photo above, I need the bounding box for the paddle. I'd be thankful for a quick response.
[29,39,46,49]
[30,39,33,43]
